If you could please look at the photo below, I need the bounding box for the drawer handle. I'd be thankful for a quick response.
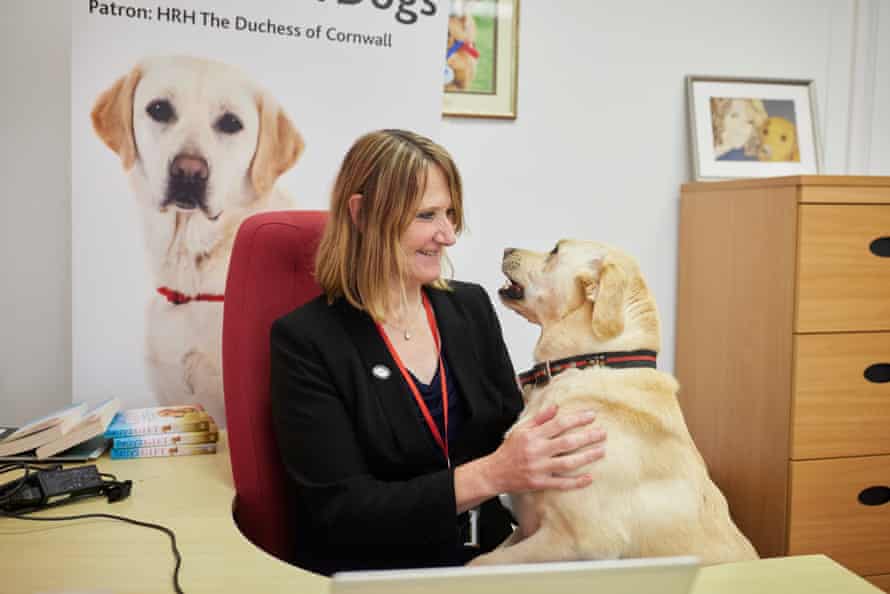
[864,363,890,383]
[859,486,890,506]
[870,237,890,257]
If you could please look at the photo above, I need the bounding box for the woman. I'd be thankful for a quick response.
[270,129,606,575]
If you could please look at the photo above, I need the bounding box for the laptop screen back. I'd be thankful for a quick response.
[331,556,700,594]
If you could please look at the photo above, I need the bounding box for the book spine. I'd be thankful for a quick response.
[110,443,218,459]
[105,420,211,438]
[112,431,218,449]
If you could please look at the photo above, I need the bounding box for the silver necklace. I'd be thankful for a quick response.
[387,298,423,341]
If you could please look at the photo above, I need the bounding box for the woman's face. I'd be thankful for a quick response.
[721,99,755,149]
[400,165,457,290]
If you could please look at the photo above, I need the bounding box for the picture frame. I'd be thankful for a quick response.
[443,0,520,119]
[686,75,822,181]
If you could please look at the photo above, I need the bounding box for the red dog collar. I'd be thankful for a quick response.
[519,350,657,388]
[157,286,224,305]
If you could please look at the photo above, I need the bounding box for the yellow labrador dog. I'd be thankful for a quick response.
[92,56,303,425]
[472,240,757,565]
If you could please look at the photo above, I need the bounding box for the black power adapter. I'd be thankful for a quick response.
[1,465,131,510]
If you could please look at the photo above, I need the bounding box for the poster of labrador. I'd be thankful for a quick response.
[73,0,447,425]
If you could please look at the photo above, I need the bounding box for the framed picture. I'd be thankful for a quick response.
[686,75,822,181]
[443,0,520,119]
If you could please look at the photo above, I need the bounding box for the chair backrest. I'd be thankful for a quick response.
[222,209,327,562]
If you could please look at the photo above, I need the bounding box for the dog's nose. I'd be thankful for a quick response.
[503,248,517,258]
[170,155,209,181]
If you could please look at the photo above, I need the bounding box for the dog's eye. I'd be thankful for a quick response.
[215,113,243,134]
[780,134,787,142]
[146,100,175,123]
[547,243,559,260]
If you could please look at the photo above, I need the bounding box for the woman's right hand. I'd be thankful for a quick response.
[453,404,606,513]
[486,404,607,494]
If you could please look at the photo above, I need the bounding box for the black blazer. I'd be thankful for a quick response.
[270,281,523,575]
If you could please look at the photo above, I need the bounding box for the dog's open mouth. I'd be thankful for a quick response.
[499,277,525,301]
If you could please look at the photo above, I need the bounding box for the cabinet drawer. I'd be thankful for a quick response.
[800,185,890,205]
[788,456,890,576]
[792,333,890,459]
[796,205,890,333]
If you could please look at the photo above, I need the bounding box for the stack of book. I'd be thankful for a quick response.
[104,404,219,459]
[0,398,121,460]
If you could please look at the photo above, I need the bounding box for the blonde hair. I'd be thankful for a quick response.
[315,129,465,320]
[710,97,769,156]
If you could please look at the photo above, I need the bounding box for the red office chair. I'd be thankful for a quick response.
[222,209,327,563]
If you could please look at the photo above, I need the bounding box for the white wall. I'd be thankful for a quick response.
[867,0,890,174]
[444,0,889,372]
[3,0,888,423]
[1,1,72,424]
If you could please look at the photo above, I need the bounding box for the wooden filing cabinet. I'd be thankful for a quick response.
[676,176,890,591]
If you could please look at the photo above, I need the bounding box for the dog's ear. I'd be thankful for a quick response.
[91,67,142,170]
[582,256,627,340]
[251,94,304,197]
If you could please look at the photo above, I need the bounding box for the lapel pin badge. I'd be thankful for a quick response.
[372,364,391,380]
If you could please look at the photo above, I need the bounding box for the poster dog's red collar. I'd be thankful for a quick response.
[157,286,224,305]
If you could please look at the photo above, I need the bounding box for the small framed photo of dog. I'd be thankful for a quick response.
[443,0,520,119]
[686,75,822,181]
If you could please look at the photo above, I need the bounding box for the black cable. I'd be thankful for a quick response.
[0,503,184,594]
[0,462,60,476]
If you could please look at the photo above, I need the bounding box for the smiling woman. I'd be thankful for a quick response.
[313,129,466,322]
[270,129,606,575]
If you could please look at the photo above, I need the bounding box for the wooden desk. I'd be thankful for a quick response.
[0,434,882,593]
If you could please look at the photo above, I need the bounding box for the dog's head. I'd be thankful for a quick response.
[758,117,799,162]
[499,240,660,361]
[91,55,303,221]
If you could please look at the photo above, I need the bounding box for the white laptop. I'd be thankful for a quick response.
[330,556,700,594]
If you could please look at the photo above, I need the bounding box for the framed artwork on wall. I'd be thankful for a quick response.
[443,0,520,119]
[686,75,822,181]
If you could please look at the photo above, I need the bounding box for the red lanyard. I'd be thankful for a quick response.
[375,293,450,467]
